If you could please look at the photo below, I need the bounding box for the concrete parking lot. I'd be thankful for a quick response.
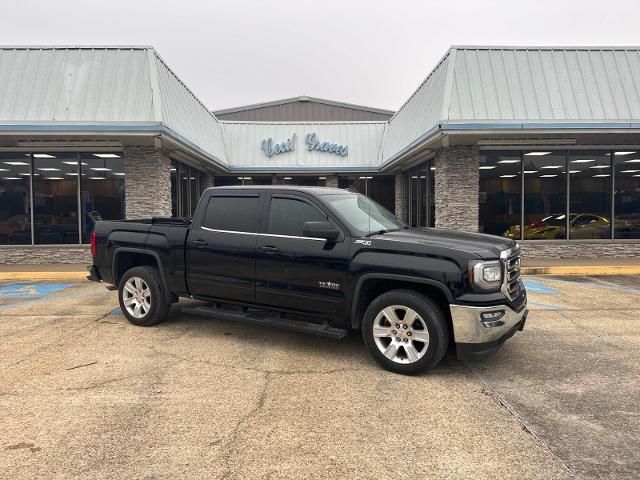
[0,276,638,479]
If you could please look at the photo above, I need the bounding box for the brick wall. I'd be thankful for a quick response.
[434,146,479,232]
[0,246,92,264]
[124,146,172,219]
[520,241,640,259]
[394,173,406,222]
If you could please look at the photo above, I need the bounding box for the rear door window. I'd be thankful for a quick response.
[203,195,260,233]
[267,196,327,237]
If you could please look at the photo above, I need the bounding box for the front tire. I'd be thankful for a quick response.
[361,290,449,375]
[118,266,169,326]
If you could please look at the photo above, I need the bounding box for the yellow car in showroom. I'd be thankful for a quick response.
[504,214,612,240]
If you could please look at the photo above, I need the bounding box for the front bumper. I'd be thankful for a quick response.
[450,301,528,360]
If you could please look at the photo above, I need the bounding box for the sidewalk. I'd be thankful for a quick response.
[1,258,640,281]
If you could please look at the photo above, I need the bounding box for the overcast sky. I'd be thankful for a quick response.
[2,0,639,111]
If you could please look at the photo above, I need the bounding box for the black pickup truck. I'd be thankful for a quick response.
[88,186,527,374]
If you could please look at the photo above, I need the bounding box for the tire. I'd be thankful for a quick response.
[118,266,170,327]
[361,289,449,375]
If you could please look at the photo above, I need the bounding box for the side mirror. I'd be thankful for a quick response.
[303,221,340,241]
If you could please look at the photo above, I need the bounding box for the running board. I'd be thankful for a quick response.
[180,303,348,339]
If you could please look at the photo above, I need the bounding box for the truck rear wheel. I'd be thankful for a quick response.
[118,266,169,327]
[361,289,449,375]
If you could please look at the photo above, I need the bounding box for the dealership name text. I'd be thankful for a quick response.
[261,132,348,157]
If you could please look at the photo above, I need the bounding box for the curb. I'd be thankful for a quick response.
[1,267,640,282]
[0,271,89,281]
[521,266,640,276]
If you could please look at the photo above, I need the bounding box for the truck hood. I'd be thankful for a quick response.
[371,227,516,260]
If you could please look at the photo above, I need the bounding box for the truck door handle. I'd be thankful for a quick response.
[190,239,208,247]
[259,245,280,254]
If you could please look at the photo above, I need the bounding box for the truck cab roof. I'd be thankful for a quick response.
[206,185,349,197]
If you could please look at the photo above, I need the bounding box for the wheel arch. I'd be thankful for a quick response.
[113,248,171,301]
[351,274,453,331]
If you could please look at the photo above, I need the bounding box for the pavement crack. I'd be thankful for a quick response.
[220,371,272,480]
[65,361,98,371]
[465,363,576,478]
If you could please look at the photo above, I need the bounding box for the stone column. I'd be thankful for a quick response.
[324,175,338,188]
[206,173,215,188]
[434,146,479,232]
[394,173,406,222]
[123,147,172,219]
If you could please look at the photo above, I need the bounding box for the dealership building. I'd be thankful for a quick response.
[1,45,640,264]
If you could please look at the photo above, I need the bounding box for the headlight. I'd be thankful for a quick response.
[469,260,503,290]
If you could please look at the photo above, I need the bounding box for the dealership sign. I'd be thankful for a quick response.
[261,132,348,157]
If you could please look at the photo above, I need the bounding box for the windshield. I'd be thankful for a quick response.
[321,192,404,235]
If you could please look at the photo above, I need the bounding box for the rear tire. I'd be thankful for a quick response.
[361,289,449,375]
[118,266,169,326]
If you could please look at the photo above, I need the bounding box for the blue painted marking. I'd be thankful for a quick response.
[1,290,100,308]
[523,279,558,294]
[528,301,569,311]
[0,282,71,299]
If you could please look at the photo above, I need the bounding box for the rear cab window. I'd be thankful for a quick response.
[203,194,260,233]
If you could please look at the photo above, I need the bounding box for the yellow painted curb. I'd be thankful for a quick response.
[522,266,640,276]
[0,271,88,281]
[1,266,639,282]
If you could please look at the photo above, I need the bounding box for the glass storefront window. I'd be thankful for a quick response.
[214,176,272,186]
[180,164,190,217]
[190,168,199,216]
[33,153,79,244]
[523,151,567,240]
[171,162,178,217]
[338,175,395,214]
[614,151,640,239]
[479,151,521,238]
[169,160,208,218]
[569,151,611,239]
[0,153,32,244]
[404,160,434,228]
[80,153,125,243]
[479,149,624,240]
[279,176,327,186]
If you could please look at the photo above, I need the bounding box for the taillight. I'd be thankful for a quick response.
[90,231,97,257]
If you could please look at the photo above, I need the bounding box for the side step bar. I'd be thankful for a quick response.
[181,303,348,340]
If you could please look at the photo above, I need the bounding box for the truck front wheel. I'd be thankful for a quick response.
[118,266,169,327]
[361,290,449,375]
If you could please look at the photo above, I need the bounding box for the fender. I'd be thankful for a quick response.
[112,247,173,302]
[350,273,454,329]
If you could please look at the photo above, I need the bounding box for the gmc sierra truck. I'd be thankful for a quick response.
[88,186,527,374]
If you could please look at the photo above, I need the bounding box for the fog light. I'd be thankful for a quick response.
[481,310,505,327]
[481,310,505,321]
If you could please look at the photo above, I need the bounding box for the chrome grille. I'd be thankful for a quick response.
[501,247,522,300]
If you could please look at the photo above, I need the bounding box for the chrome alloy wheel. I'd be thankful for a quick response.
[122,277,152,319]
[372,305,430,364]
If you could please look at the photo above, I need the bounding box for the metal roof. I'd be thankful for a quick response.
[0,46,227,166]
[214,96,394,116]
[447,46,640,122]
[0,47,154,122]
[3,45,640,172]
[381,46,640,164]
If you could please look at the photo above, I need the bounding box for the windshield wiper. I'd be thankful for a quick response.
[365,227,404,237]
